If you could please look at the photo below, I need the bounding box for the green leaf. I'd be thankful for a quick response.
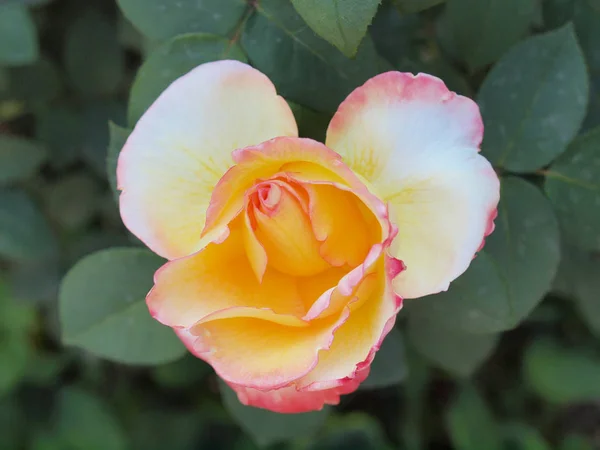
[45,174,102,231]
[573,0,600,72]
[81,101,127,178]
[64,11,125,97]
[23,351,68,386]
[9,256,60,305]
[128,33,247,126]
[219,379,330,447]
[541,0,600,131]
[407,314,498,377]
[552,246,600,336]
[0,398,23,448]
[574,1,600,130]
[242,0,384,112]
[3,0,54,6]
[56,388,128,450]
[478,24,589,173]
[476,178,560,324]
[116,0,247,41]
[0,281,36,396]
[287,101,332,142]
[559,435,595,450]
[106,122,131,201]
[30,429,69,450]
[444,0,535,72]
[117,12,147,54]
[445,386,502,450]
[35,106,83,169]
[545,128,600,251]
[584,72,600,132]
[502,423,552,450]
[289,0,381,58]
[401,349,430,450]
[394,0,444,13]
[543,0,575,28]
[360,327,407,389]
[0,68,9,95]
[0,135,47,185]
[64,231,131,266]
[131,410,205,450]
[308,413,394,450]
[0,4,38,66]
[406,177,560,334]
[0,281,37,333]
[370,1,419,67]
[0,333,31,397]
[59,248,186,365]
[152,354,211,389]
[8,57,62,108]
[523,338,600,404]
[0,189,57,262]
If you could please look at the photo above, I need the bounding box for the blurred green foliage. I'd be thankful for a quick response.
[0,0,599,448]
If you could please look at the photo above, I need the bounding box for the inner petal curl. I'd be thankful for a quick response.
[245,179,330,278]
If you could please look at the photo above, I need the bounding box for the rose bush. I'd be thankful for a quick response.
[117,60,499,413]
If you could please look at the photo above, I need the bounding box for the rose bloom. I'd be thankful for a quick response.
[117,61,499,413]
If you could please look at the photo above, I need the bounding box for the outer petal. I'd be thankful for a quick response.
[296,258,403,391]
[118,60,297,260]
[176,308,350,390]
[225,365,370,414]
[147,217,306,328]
[326,72,500,298]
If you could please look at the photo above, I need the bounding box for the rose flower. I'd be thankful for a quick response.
[117,60,499,413]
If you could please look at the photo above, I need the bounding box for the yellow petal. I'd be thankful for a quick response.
[147,218,306,328]
[296,260,402,390]
[242,204,267,282]
[252,181,330,277]
[306,184,375,268]
[297,266,349,312]
[178,309,349,390]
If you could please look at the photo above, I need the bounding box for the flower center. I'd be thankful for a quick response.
[257,182,281,211]
[247,179,331,277]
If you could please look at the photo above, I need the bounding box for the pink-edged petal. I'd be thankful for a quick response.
[147,218,306,329]
[225,365,370,414]
[303,243,385,321]
[387,151,499,298]
[176,308,350,390]
[296,257,403,391]
[118,60,297,260]
[300,192,397,321]
[296,266,349,312]
[326,72,483,182]
[201,137,378,242]
[326,71,499,299]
